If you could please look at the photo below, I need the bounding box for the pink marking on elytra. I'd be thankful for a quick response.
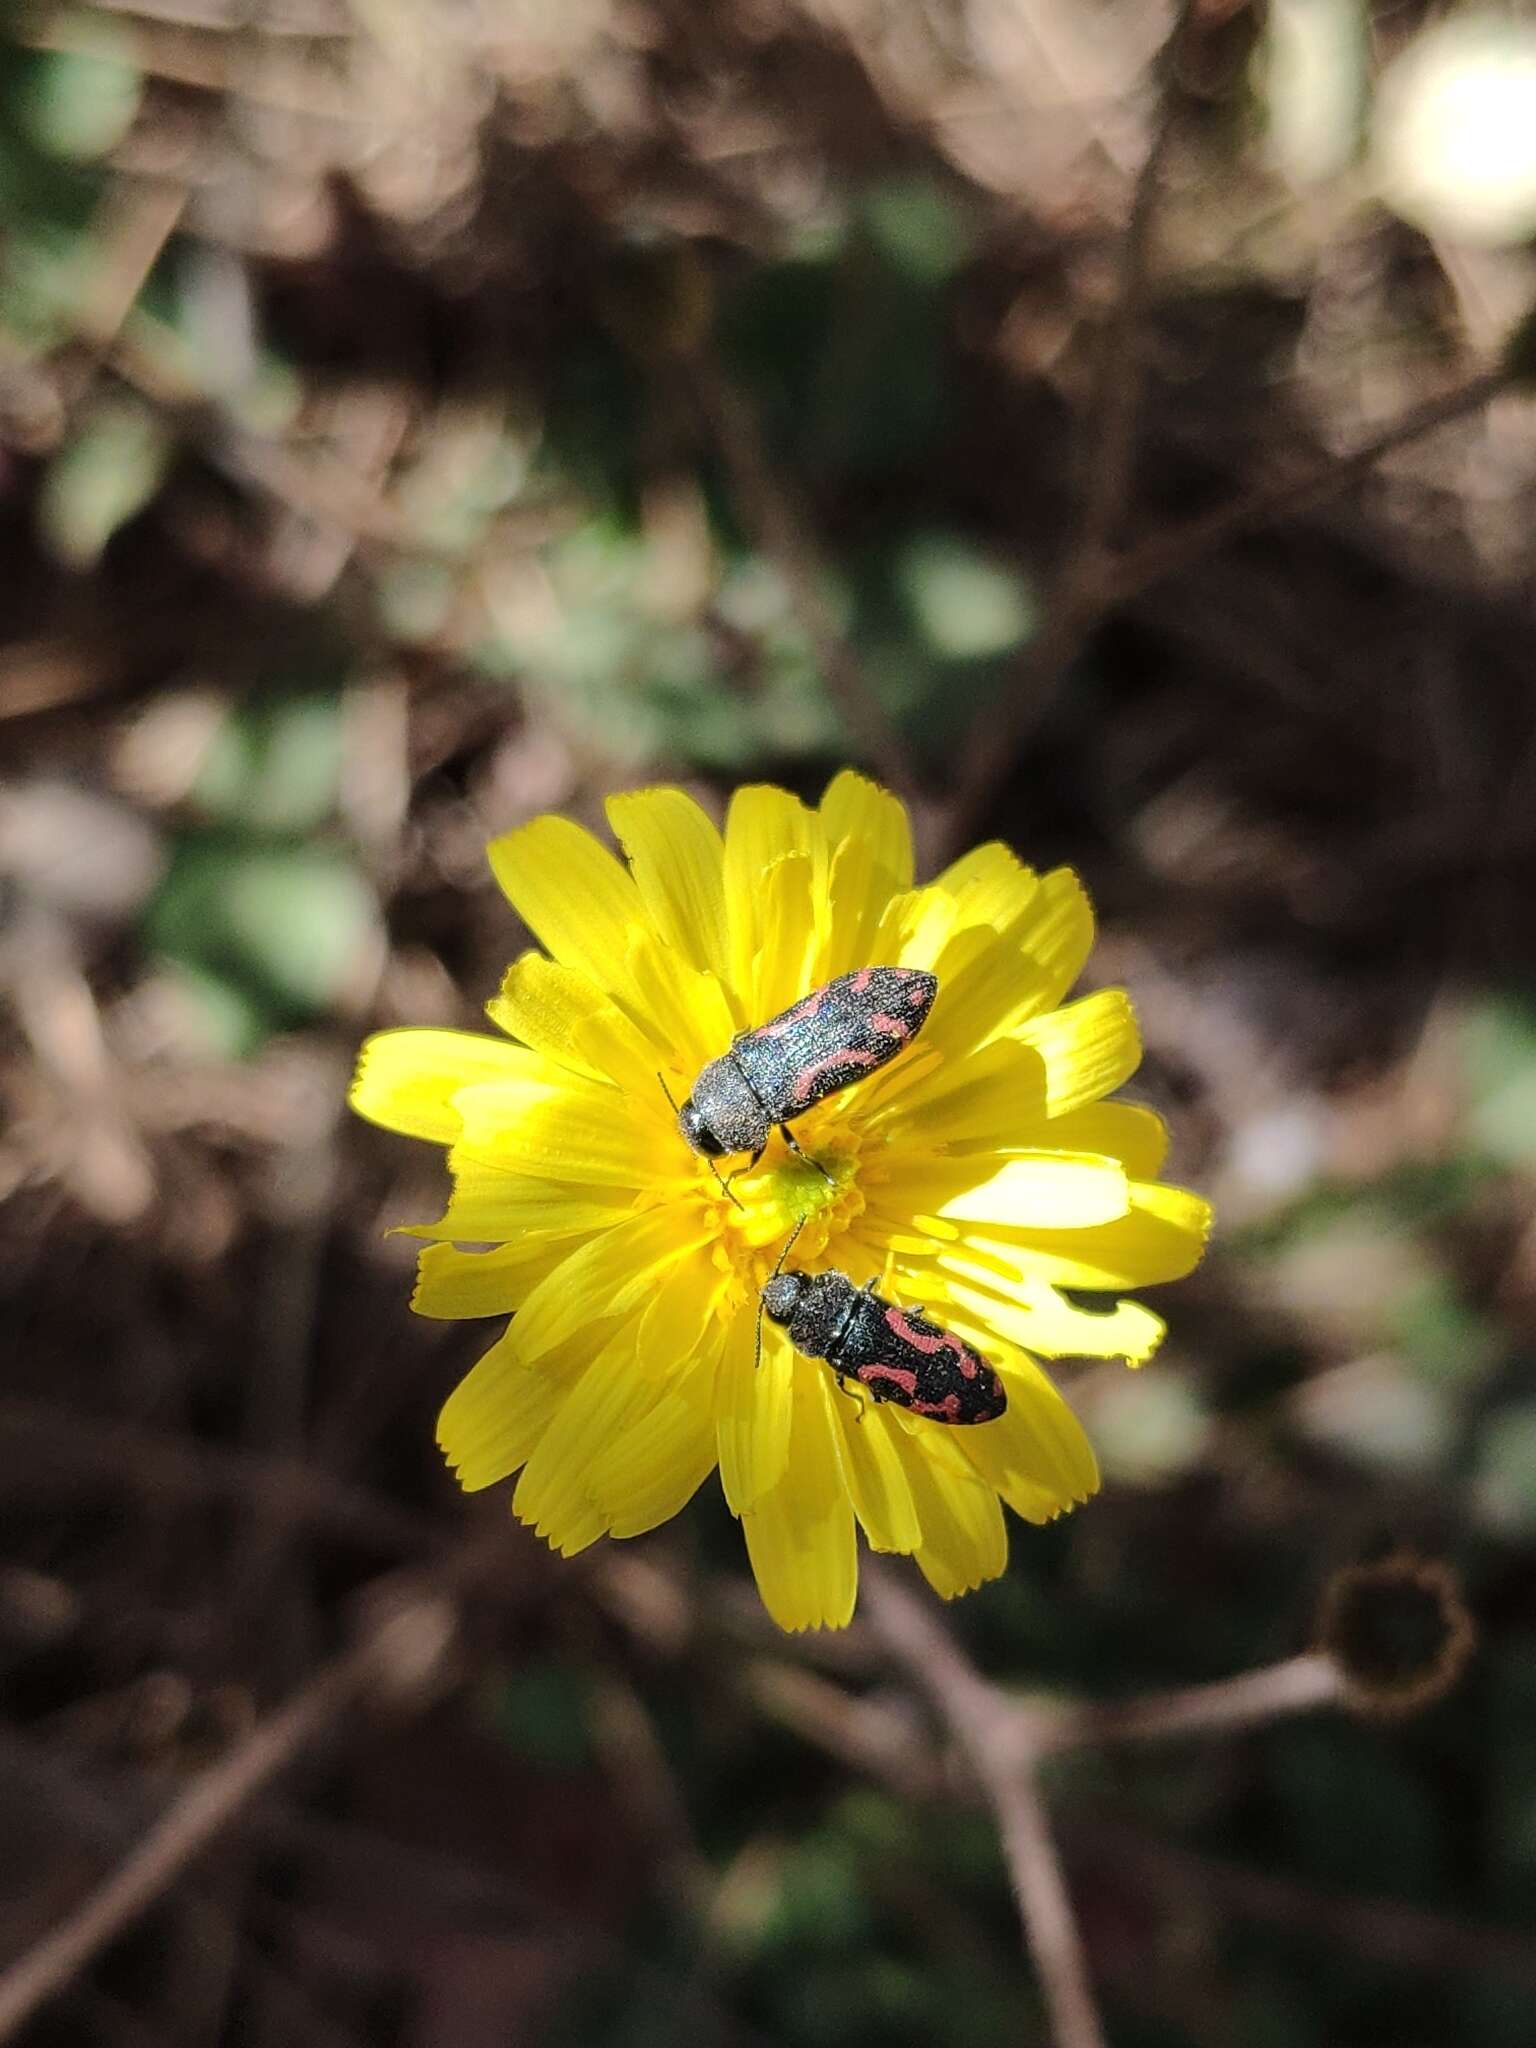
[869,1011,911,1042]
[761,990,825,1039]
[859,1360,918,1398]
[791,1046,878,1105]
[911,1393,964,1420]
[850,968,874,993]
[884,1306,981,1378]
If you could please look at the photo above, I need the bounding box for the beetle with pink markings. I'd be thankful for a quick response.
[671,964,938,1189]
[760,1251,1008,1426]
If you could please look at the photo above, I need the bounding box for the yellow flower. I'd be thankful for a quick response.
[350,773,1210,1630]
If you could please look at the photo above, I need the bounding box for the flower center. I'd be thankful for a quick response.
[706,1115,874,1316]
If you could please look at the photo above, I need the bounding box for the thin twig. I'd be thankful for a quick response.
[859,1566,1354,2048]
[0,1395,436,1556]
[1107,363,1517,604]
[992,1770,1107,2048]
[0,1651,356,2040]
[1040,1650,1343,1752]
[944,0,1196,857]
[1073,1816,1536,1992]
[864,1565,1105,2048]
[0,1572,458,2042]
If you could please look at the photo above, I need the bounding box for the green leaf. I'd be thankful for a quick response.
[762,1831,873,1954]
[860,173,972,286]
[153,959,271,1063]
[38,399,168,567]
[17,34,143,162]
[193,692,344,835]
[1474,1403,1536,1535]
[1091,1370,1213,1485]
[488,1660,593,1770]
[894,532,1036,660]
[145,835,380,1028]
[1461,992,1536,1166]
[1386,1272,1499,1389]
[1291,1353,1451,1474]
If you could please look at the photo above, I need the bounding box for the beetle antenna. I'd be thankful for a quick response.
[756,1217,807,1374]
[772,1215,806,1279]
[656,1071,742,1210]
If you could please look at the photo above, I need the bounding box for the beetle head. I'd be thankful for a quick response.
[678,1098,728,1156]
[761,1272,806,1325]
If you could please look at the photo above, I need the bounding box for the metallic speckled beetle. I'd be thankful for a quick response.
[670,966,937,1193]
[759,1228,1007,1426]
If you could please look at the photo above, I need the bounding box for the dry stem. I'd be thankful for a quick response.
[864,1566,1347,2048]
[0,1574,457,2043]
[1108,364,1517,603]
[864,1566,1105,2048]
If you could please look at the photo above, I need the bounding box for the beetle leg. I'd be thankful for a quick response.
[779,1125,837,1187]
[832,1373,869,1422]
[723,1147,764,1198]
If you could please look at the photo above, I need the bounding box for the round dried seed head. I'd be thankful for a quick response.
[1317,1552,1475,1720]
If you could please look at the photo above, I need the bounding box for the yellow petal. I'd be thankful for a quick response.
[896,1429,1008,1600]
[933,841,1039,931]
[454,1075,672,1188]
[819,770,913,889]
[1038,1102,1169,1178]
[741,1371,857,1632]
[815,832,904,983]
[509,1206,712,1364]
[638,1246,718,1361]
[956,1356,1100,1521]
[922,926,1056,1062]
[437,1322,600,1491]
[411,1159,636,1244]
[350,1030,551,1144]
[954,1181,1213,1292]
[606,787,729,983]
[928,1155,1130,1230]
[723,786,822,995]
[866,1036,1046,1142]
[835,1400,921,1553]
[1015,869,1094,1017]
[627,928,742,1071]
[943,1270,1166,1366]
[487,815,642,997]
[751,853,818,1023]
[487,952,621,1082]
[716,1309,793,1514]
[1013,989,1141,1116]
[514,1322,658,1556]
[570,1010,675,1103]
[587,1343,721,1538]
[880,882,961,971]
[413,1238,571,1318]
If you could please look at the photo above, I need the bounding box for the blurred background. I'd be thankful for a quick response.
[4,0,1536,2042]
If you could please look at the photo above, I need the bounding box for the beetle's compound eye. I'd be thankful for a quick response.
[760,1274,804,1324]
[679,1100,728,1156]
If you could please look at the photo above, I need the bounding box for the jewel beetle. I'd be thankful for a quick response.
[760,1243,1007,1426]
[671,966,937,1188]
